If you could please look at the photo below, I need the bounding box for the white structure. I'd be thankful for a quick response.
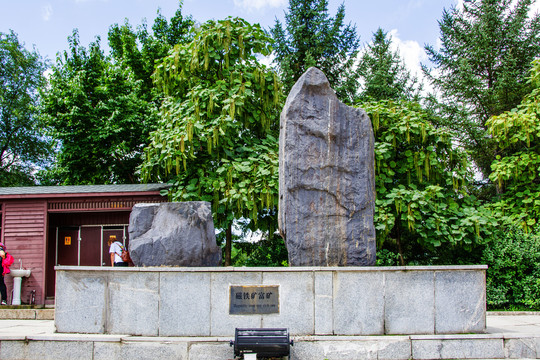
[9,268,31,305]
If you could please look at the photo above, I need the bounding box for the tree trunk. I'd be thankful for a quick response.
[225,224,232,266]
[396,223,405,266]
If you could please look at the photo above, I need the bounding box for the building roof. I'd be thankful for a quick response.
[0,183,170,196]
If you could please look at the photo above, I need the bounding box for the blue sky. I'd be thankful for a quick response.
[1,0,460,67]
[5,0,538,76]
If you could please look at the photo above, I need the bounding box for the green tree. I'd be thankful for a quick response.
[271,0,360,103]
[357,28,419,102]
[141,17,284,265]
[361,100,494,265]
[232,236,289,267]
[41,31,156,184]
[221,218,288,267]
[486,59,540,230]
[40,5,194,185]
[0,30,51,186]
[108,6,194,99]
[424,0,540,180]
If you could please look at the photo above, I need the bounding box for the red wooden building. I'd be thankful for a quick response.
[0,184,168,305]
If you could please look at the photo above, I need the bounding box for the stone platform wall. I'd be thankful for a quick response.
[55,266,486,337]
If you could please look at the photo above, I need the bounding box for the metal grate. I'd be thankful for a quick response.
[47,199,165,212]
[231,328,293,359]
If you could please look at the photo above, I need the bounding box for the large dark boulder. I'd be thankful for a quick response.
[278,67,376,266]
[128,202,221,266]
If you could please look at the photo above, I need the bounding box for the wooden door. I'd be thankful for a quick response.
[56,227,80,266]
[80,226,101,266]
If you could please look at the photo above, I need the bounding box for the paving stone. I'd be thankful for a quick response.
[55,270,107,333]
[334,271,384,335]
[261,271,314,335]
[94,340,188,360]
[159,272,211,336]
[435,270,486,333]
[504,337,538,359]
[0,340,93,360]
[291,338,411,360]
[36,309,55,320]
[188,342,234,360]
[0,309,35,319]
[377,338,413,360]
[209,272,262,336]
[314,271,333,335]
[385,271,434,334]
[412,338,505,359]
[107,271,159,336]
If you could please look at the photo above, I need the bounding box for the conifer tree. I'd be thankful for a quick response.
[271,0,360,103]
[357,28,419,102]
[425,0,540,180]
[487,59,540,230]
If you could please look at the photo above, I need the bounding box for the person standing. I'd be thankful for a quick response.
[0,242,14,305]
[108,235,128,267]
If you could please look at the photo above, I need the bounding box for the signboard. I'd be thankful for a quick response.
[64,236,71,245]
[229,285,279,315]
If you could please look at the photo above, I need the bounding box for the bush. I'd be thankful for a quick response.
[376,249,401,266]
[481,226,540,310]
[231,236,289,267]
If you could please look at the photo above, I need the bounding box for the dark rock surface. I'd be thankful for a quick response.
[278,67,376,266]
[128,202,221,266]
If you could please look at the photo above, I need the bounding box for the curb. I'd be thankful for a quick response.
[0,308,54,320]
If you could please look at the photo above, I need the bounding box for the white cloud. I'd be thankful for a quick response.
[233,0,287,11]
[43,69,54,90]
[388,29,427,78]
[406,0,426,10]
[387,29,436,95]
[42,4,53,21]
[457,0,540,17]
[528,0,540,15]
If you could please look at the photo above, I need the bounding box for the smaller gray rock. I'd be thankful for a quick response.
[128,202,221,266]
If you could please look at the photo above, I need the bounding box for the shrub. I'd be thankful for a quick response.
[376,249,401,266]
[482,226,540,310]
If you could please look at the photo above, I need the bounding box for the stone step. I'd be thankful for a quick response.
[0,332,538,359]
[1,314,539,359]
[0,307,54,320]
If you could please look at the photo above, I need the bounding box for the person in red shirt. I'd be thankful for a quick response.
[0,242,14,305]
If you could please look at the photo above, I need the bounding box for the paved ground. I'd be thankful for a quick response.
[0,312,538,338]
[486,312,540,336]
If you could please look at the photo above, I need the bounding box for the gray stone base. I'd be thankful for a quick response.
[55,266,487,337]
[1,334,539,360]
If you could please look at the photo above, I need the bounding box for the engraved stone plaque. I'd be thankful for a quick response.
[229,285,279,315]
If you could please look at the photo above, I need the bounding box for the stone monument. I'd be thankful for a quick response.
[54,68,488,356]
[278,67,376,266]
[128,201,221,266]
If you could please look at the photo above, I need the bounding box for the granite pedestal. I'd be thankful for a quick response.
[55,266,487,337]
